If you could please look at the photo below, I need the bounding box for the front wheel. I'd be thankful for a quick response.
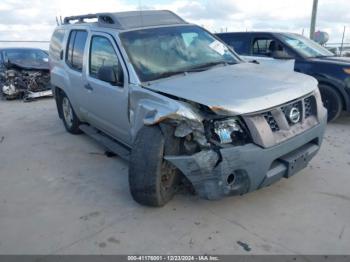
[319,84,343,122]
[129,126,180,207]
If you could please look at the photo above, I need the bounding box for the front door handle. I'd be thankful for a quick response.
[84,83,93,91]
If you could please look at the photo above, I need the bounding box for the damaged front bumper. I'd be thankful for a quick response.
[165,116,327,200]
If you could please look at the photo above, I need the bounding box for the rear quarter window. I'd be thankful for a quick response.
[49,29,65,60]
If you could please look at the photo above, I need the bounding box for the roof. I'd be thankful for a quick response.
[63,10,188,30]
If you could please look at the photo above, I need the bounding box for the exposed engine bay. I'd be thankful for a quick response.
[0,61,52,102]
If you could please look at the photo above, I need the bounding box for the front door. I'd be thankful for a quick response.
[83,32,131,145]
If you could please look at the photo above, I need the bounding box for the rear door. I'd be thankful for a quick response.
[64,29,89,119]
[217,33,252,56]
[83,32,131,145]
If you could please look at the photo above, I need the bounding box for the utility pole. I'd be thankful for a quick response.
[310,0,318,40]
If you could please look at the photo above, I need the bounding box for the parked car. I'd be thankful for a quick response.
[0,48,52,101]
[50,11,327,207]
[216,32,350,121]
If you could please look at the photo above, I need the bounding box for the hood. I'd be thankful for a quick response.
[7,59,49,70]
[147,63,318,115]
[308,56,350,66]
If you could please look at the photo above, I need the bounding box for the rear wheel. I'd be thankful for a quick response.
[129,125,180,207]
[319,84,343,122]
[59,92,82,134]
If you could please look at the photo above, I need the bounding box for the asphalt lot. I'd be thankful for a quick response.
[0,98,349,255]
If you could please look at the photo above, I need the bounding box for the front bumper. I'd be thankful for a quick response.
[165,115,327,200]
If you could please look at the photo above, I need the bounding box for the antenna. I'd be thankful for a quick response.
[56,16,59,26]
[138,0,142,11]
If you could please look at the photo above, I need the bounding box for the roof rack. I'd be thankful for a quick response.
[62,10,188,30]
[63,13,115,25]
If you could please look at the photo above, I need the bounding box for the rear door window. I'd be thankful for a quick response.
[66,30,88,71]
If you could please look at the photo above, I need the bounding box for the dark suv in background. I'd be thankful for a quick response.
[216,32,350,121]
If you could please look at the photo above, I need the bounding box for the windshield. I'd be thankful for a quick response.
[120,25,239,82]
[4,49,48,62]
[279,34,334,58]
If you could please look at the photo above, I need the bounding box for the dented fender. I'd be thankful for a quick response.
[129,85,207,145]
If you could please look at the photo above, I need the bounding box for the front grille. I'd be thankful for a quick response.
[304,96,316,118]
[263,95,317,132]
[263,112,280,132]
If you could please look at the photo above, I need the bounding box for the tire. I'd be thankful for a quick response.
[129,125,180,207]
[319,84,343,122]
[59,92,82,134]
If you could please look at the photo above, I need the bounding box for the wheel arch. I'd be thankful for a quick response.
[316,78,349,111]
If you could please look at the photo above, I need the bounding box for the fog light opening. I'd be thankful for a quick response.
[227,174,235,185]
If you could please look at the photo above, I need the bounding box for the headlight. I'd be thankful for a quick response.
[343,68,350,74]
[213,118,247,144]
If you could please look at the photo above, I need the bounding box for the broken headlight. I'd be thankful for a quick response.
[211,118,249,145]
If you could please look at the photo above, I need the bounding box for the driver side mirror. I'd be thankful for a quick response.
[97,65,123,86]
[272,50,293,60]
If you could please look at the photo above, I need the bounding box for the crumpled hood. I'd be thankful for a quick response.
[147,62,318,115]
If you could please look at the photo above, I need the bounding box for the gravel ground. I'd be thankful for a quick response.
[0,98,349,255]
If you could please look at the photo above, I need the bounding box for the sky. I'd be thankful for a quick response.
[0,0,349,49]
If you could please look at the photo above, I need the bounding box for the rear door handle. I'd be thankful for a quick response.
[84,83,93,91]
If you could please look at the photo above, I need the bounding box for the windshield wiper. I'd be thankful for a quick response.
[190,61,235,71]
[150,61,236,81]
[153,70,188,80]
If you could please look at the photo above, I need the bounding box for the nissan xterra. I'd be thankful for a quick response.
[49,10,327,206]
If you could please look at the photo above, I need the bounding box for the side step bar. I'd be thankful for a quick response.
[79,124,130,161]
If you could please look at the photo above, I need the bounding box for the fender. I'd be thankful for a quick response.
[129,85,207,146]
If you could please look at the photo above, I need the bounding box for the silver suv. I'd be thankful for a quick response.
[49,10,327,206]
